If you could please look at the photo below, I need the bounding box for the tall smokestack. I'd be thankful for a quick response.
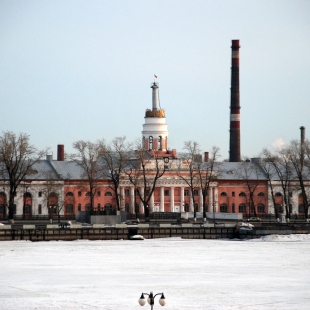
[229,40,241,162]
[300,126,305,165]
[57,144,64,161]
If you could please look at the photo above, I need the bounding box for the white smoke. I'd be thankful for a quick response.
[271,138,286,151]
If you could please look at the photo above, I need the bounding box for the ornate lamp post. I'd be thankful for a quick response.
[138,291,166,309]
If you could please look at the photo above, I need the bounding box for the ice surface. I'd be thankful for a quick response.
[0,235,310,310]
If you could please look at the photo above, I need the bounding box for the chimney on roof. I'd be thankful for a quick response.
[204,152,209,162]
[57,144,65,161]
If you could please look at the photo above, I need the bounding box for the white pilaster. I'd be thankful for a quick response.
[180,187,184,212]
[170,187,175,212]
[160,187,164,212]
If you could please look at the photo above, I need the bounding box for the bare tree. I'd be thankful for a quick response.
[71,140,101,211]
[285,139,310,219]
[124,140,166,219]
[234,161,265,218]
[39,172,64,223]
[97,136,132,211]
[0,131,46,222]
[177,141,201,220]
[197,146,221,220]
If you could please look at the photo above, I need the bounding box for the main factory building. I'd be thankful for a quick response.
[0,40,307,221]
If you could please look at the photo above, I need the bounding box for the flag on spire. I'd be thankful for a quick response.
[154,74,158,78]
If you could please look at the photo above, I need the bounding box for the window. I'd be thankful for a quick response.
[193,190,199,196]
[125,189,130,197]
[66,192,74,197]
[184,203,189,212]
[97,191,101,196]
[275,204,283,213]
[105,203,113,211]
[158,136,162,150]
[38,204,42,215]
[78,203,81,212]
[125,203,130,212]
[289,192,293,198]
[164,189,169,196]
[66,204,74,213]
[38,192,42,197]
[145,189,150,196]
[232,203,235,213]
[105,192,112,196]
[220,204,228,212]
[0,205,5,213]
[239,204,246,213]
[194,204,198,211]
[258,192,265,197]
[24,205,31,213]
[97,203,101,210]
[13,204,17,214]
[239,192,246,197]
[78,191,81,197]
[85,204,91,211]
[220,192,227,197]
[184,190,189,196]
[275,192,282,197]
[149,136,153,150]
[258,204,265,213]
[232,192,235,197]
[298,204,304,213]
[86,192,91,197]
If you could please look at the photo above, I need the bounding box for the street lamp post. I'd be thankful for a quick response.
[138,291,166,309]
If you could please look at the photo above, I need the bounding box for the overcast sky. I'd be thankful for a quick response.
[1,0,309,160]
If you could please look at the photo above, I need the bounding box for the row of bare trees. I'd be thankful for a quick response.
[1,129,309,222]
[260,138,310,220]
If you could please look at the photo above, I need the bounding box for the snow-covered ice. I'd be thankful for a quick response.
[0,235,310,310]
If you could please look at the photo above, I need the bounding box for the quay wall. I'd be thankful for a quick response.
[0,224,309,242]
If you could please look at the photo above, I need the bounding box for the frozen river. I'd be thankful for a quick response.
[0,235,310,310]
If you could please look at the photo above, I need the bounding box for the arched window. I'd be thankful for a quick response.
[239,204,246,213]
[239,192,246,197]
[85,204,91,211]
[78,203,81,212]
[24,192,32,198]
[105,192,112,196]
[220,204,228,212]
[220,192,228,197]
[158,136,162,150]
[258,192,265,197]
[275,192,283,197]
[149,136,153,150]
[66,192,74,197]
[258,204,265,213]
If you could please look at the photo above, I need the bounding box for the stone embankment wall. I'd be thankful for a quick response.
[0,223,309,241]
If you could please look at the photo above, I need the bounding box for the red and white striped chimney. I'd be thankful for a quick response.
[229,39,241,162]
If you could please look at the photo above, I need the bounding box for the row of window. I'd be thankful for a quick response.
[220,192,266,197]
[66,191,112,197]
